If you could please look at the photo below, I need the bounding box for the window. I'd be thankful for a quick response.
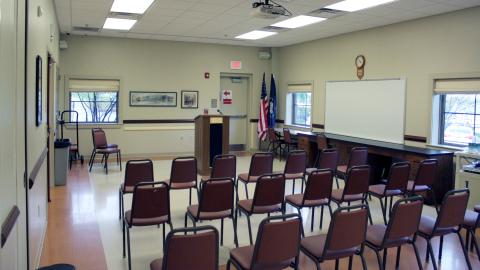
[68,79,120,124]
[285,83,312,127]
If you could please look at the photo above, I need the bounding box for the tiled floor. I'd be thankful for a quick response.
[40,155,480,270]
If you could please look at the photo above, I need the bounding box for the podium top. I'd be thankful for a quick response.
[194,114,229,120]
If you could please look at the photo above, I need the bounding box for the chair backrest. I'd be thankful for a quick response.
[210,154,236,179]
[435,189,470,231]
[92,128,108,148]
[284,150,307,175]
[316,134,328,150]
[124,159,154,188]
[131,182,170,222]
[414,159,438,186]
[248,152,274,178]
[324,205,368,254]
[162,226,219,270]
[267,128,277,142]
[197,178,234,217]
[317,148,338,171]
[283,128,293,143]
[385,161,411,191]
[303,169,333,203]
[169,157,197,184]
[347,147,368,169]
[343,165,370,197]
[253,173,286,209]
[252,214,302,269]
[384,196,424,243]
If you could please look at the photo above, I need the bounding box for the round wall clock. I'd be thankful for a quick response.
[356,55,366,80]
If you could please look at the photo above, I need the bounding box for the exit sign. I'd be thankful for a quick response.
[230,61,242,70]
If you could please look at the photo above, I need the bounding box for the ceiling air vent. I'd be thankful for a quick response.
[109,12,140,19]
[260,26,289,32]
[308,8,347,19]
[72,26,100,32]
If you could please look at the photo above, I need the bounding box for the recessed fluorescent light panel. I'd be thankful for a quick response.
[235,30,277,40]
[111,0,155,14]
[325,0,397,12]
[103,18,137,30]
[271,15,326,29]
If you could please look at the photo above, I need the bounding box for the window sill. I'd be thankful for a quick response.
[283,124,312,131]
[65,123,122,129]
[426,143,466,152]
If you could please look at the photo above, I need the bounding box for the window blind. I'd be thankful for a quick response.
[434,78,480,93]
[69,79,120,91]
[287,83,312,92]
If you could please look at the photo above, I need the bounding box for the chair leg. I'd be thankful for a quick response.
[89,152,96,172]
[88,149,95,166]
[235,178,240,202]
[457,231,473,270]
[364,199,373,225]
[395,246,402,269]
[122,219,126,258]
[246,214,253,245]
[189,188,192,205]
[335,176,340,189]
[126,226,132,270]
[378,196,387,225]
[438,235,444,260]
[429,189,439,214]
[360,251,368,270]
[232,216,238,247]
[470,229,480,260]
[119,150,122,170]
[374,249,384,270]
[184,212,188,228]
[348,256,353,270]
[320,206,324,230]
[335,259,339,270]
[105,154,109,174]
[383,248,387,269]
[412,241,423,270]
[162,223,166,243]
[226,260,231,270]
[118,189,122,220]
[427,239,438,270]
[244,182,249,199]
[221,218,224,246]
[311,207,315,232]
[292,179,295,195]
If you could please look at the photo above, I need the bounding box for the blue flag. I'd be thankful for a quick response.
[268,74,277,127]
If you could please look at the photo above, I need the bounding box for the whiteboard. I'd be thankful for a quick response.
[325,79,406,144]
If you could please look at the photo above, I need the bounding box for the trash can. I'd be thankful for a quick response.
[54,139,71,186]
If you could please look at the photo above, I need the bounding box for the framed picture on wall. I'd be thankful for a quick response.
[35,55,42,126]
[181,90,198,109]
[129,91,177,107]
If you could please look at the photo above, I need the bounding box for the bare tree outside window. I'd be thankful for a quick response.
[70,91,118,123]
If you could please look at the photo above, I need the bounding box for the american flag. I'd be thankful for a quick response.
[258,73,268,140]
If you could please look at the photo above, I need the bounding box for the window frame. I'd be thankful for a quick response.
[290,91,312,127]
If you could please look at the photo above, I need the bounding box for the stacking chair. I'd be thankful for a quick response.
[119,159,154,221]
[460,204,480,261]
[335,147,368,188]
[300,204,369,270]
[236,173,286,245]
[306,148,338,175]
[282,150,307,194]
[185,178,237,247]
[150,226,219,270]
[283,128,298,154]
[88,128,121,174]
[227,214,302,270]
[316,134,328,151]
[406,159,439,212]
[368,161,411,224]
[331,165,373,224]
[286,169,334,232]
[365,196,424,270]
[200,154,236,183]
[123,182,172,270]
[236,152,274,201]
[165,156,198,205]
[267,128,284,156]
[417,188,472,270]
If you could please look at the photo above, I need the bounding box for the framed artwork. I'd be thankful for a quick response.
[35,55,42,126]
[181,90,199,109]
[129,91,177,107]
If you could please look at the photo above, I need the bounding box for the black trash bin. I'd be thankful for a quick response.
[54,139,71,186]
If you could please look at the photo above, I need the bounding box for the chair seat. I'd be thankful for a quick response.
[475,204,480,213]
[187,205,231,220]
[97,147,120,154]
[306,168,318,174]
[121,184,134,193]
[150,258,163,270]
[285,172,305,179]
[418,215,455,237]
[238,173,260,183]
[230,245,293,270]
[337,165,347,174]
[200,175,210,182]
[98,143,118,149]
[286,194,329,208]
[368,184,403,197]
[462,210,480,228]
[301,234,359,260]
[366,225,410,248]
[237,199,282,214]
[125,210,169,226]
[331,189,365,203]
[165,180,196,189]
[406,181,430,192]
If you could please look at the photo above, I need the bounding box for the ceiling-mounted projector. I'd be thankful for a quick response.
[252,0,291,19]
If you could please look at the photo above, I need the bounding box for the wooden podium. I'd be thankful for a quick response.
[194,115,230,175]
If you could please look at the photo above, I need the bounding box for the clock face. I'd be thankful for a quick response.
[356,55,365,68]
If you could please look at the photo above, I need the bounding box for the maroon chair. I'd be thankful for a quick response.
[118,159,154,220]
[88,128,121,174]
[267,128,285,157]
[281,150,307,194]
[236,173,286,245]
[227,214,302,270]
[368,161,411,224]
[236,152,274,201]
[123,182,172,270]
[316,134,328,151]
[307,148,338,175]
[185,178,237,247]
[407,159,439,212]
[286,169,334,232]
[165,156,198,205]
[150,226,219,270]
[417,189,472,270]
[365,196,424,270]
[300,204,369,270]
[283,128,298,155]
[461,203,480,262]
[336,147,368,188]
[331,165,373,224]
[200,154,236,182]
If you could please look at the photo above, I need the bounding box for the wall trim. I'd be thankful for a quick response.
[29,147,48,189]
[123,119,194,124]
[249,119,284,123]
[404,135,427,143]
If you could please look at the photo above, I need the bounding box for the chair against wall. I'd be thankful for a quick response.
[236,173,286,245]
[368,161,411,224]
[123,182,172,270]
[281,150,307,194]
[300,204,369,270]
[88,128,121,174]
[118,159,154,221]
[150,226,219,270]
[286,169,334,232]
[283,128,298,155]
[461,203,480,262]
[417,189,472,270]
[336,147,368,188]
[185,178,237,247]
[365,196,424,270]
[306,148,338,175]
[165,156,198,206]
[200,154,236,183]
[267,128,285,157]
[406,159,439,212]
[226,214,302,270]
[236,152,274,201]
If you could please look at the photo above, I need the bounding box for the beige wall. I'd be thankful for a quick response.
[60,36,272,156]
[274,7,480,145]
